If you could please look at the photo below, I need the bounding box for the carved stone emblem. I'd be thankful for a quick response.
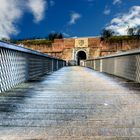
[78,40,84,46]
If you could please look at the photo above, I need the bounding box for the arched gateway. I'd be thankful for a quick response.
[74,38,89,66]
[22,37,101,66]
[76,51,87,65]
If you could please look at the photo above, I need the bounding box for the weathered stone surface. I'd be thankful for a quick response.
[88,38,100,48]
[64,39,75,49]
[0,67,140,139]
[21,37,140,62]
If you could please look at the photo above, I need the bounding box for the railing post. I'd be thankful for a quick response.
[52,59,54,72]
[57,60,59,70]
[94,60,96,70]
[0,41,66,93]
[100,59,102,72]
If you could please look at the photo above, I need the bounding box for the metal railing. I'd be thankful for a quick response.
[84,49,140,83]
[0,41,66,93]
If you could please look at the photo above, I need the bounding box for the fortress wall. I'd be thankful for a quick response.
[100,39,140,56]
[88,38,100,48]
[19,37,140,61]
[64,39,75,49]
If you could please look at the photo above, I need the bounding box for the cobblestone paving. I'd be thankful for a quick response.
[0,66,140,140]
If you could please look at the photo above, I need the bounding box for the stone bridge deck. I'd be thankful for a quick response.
[0,66,140,139]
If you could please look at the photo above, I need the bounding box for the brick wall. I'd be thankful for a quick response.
[20,37,140,61]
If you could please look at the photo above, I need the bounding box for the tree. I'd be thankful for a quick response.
[136,27,140,36]
[127,27,135,36]
[101,29,114,39]
[48,32,63,41]
[58,33,63,39]
[1,38,10,42]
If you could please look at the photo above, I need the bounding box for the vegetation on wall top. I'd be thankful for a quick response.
[101,27,140,43]
[48,32,63,41]
[17,39,52,45]
[0,32,64,46]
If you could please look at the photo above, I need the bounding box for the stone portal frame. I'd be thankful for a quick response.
[74,48,89,65]
[75,38,88,48]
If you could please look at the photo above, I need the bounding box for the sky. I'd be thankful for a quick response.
[0,0,140,39]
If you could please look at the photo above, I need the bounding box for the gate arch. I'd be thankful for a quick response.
[76,50,87,65]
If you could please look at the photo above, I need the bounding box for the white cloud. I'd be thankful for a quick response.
[0,0,22,39]
[27,0,47,23]
[72,36,78,38]
[63,32,70,37]
[87,0,94,2]
[104,6,111,15]
[69,12,81,25]
[50,0,55,7]
[106,6,140,35]
[0,0,46,39]
[113,0,122,5]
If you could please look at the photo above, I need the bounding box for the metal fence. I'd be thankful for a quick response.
[84,49,140,83]
[0,41,66,93]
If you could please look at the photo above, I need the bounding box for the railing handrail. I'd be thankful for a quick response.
[0,41,63,61]
[86,48,140,61]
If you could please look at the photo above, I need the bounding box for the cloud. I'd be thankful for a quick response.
[86,0,94,6]
[27,0,47,23]
[0,0,22,39]
[50,0,55,7]
[62,32,70,37]
[69,12,81,25]
[0,0,46,39]
[106,6,140,35]
[87,0,94,2]
[104,6,111,15]
[113,0,122,5]
[72,36,78,38]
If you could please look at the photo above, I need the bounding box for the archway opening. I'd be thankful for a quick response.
[77,51,87,65]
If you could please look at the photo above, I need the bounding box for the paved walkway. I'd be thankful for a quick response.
[0,66,140,139]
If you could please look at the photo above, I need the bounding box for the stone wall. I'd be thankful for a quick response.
[64,39,75,49]
[100,39,140,56]
[88,38,100,47]
[20,37,140,62]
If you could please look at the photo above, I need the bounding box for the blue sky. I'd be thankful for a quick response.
[0,0,140,39]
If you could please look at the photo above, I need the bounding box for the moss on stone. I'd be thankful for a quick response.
[17,39,52,46]
[103,35,140,43]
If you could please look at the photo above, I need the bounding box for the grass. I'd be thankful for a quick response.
[17,39,52,46]
[102,35,140,43]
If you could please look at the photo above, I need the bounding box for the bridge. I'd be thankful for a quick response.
[0,42,140,139]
